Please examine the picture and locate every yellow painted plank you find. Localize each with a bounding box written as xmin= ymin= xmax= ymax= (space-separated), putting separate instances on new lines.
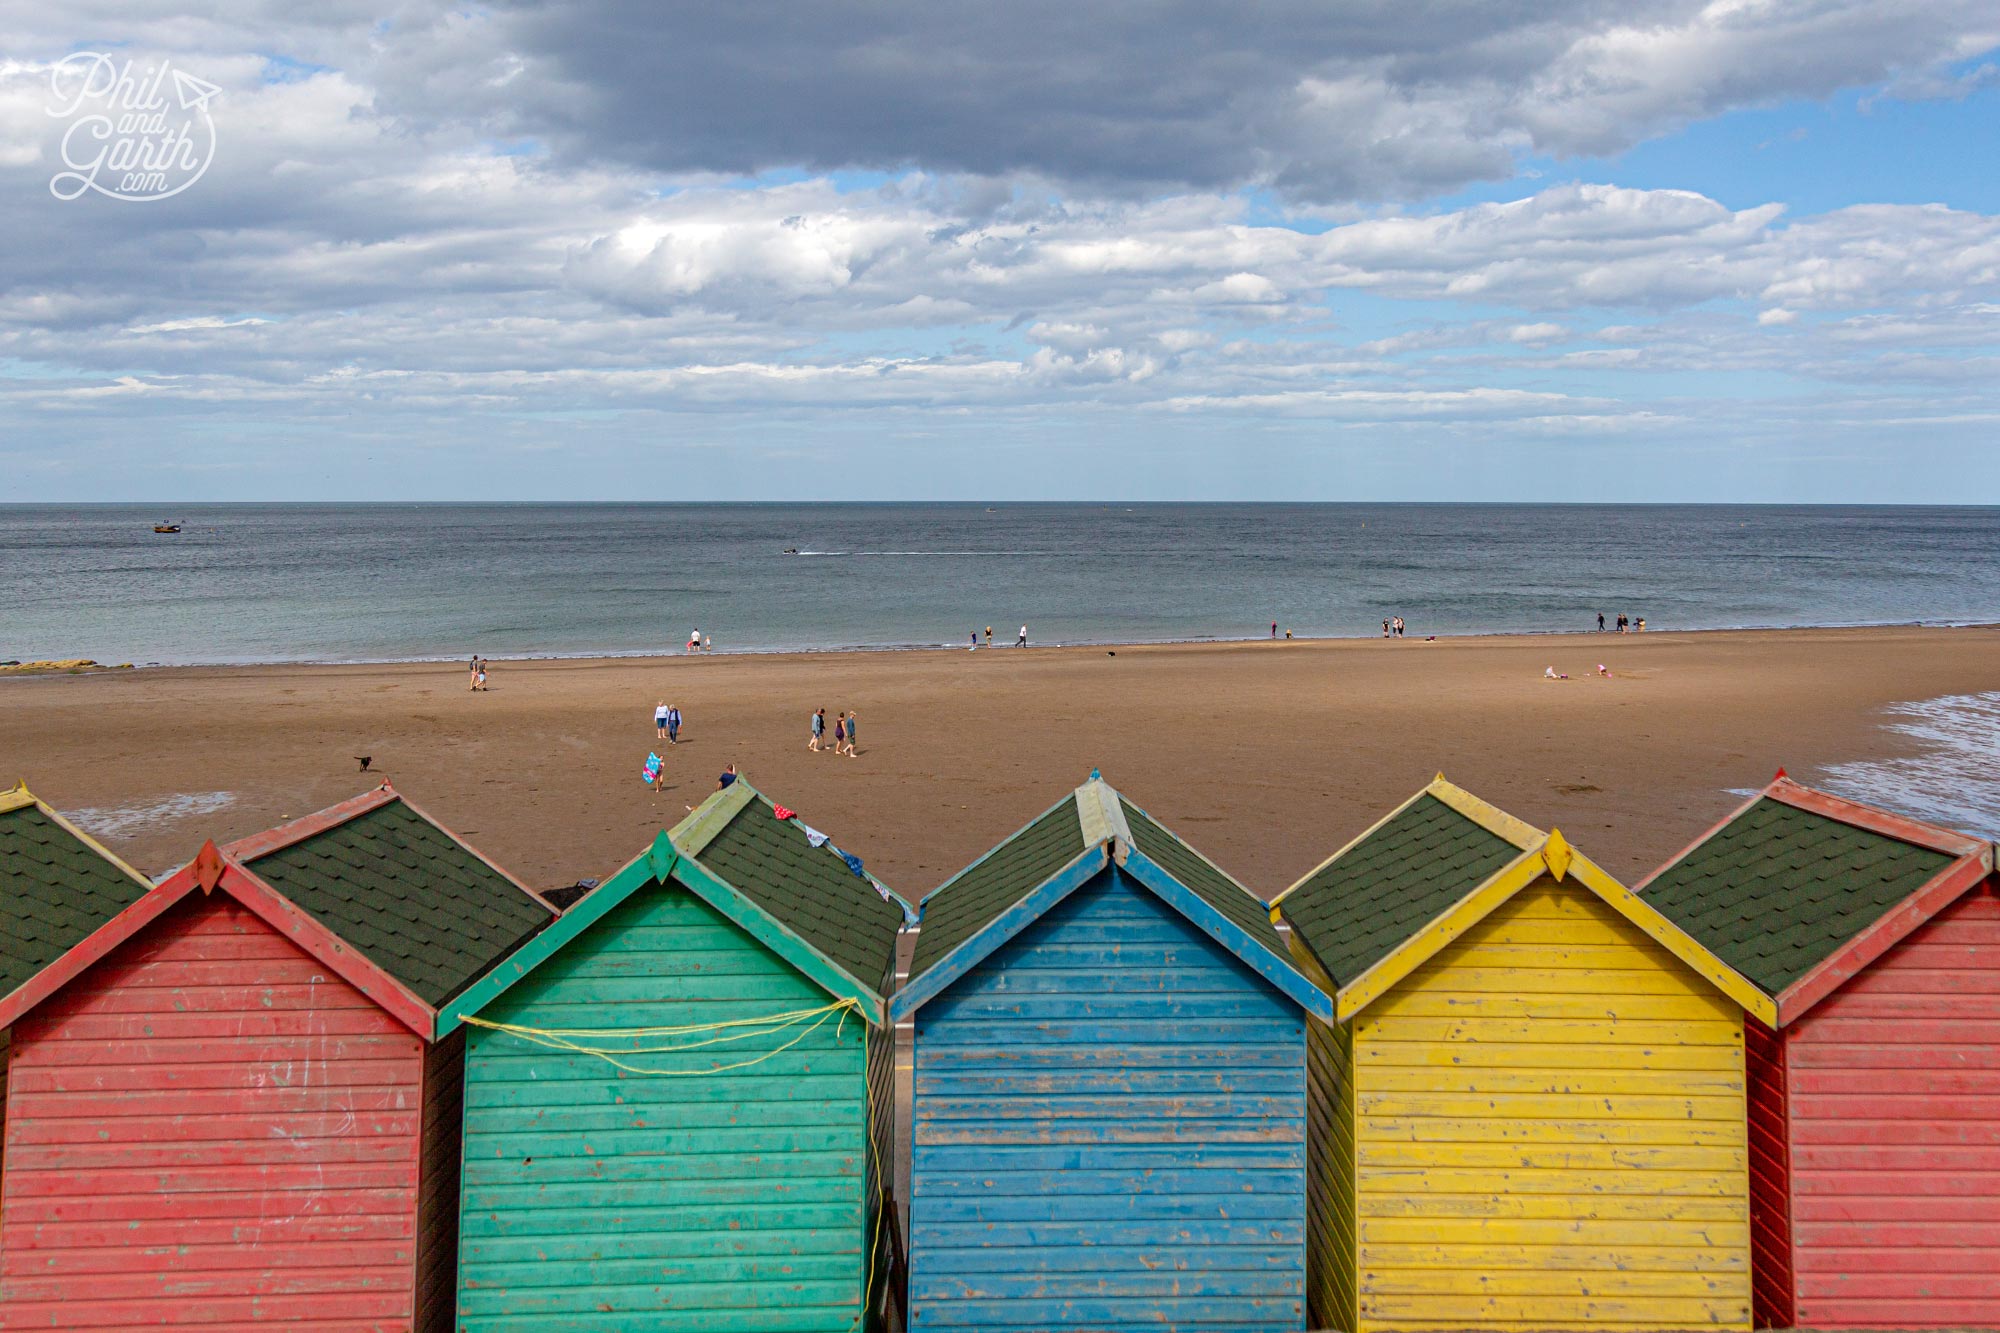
xmin=1363 ymin=1243 xmax=1746 ymax=1273
xmin=1357 ymin=1142 xmax=1746 ymax=1173
xmin=1357 ymin=1039 xmax=1742 ymax=1071
xmin=1357 ymin=1293 xmax=1749 ymax=1324
xmin=1356 ymin=1166 xmax=1746 ymax=1198
xmin=1360 ymin=1066 xmax=1742 ymax=1095
xmin=1358 ymin=1193 xmax=1748 ymax=1222
xmin=1364 ymin=991 xmax=1734 ymax=1021
xmin=1358 ymin=1016 xmax=1740 ymax=1046
xmin=1358 ymin=1090 xmax=1746 ymax=1121
xmin=1425 ymin=942 xmax=1701 ymax=970
xmin=1360 ymin=1215 xmax=1749 ymax=1243
xmin=1360 ymin=1116 xmax=1745 ymax=1147
xmin=1385 ymin=966 xmax=1715 ymax=996
xmin=1360 ymin=1269 xmax=1746 ymax=1297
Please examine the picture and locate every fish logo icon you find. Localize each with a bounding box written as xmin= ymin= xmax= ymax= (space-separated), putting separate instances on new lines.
xmin=48 ymin=53 xmax=219 ymax=203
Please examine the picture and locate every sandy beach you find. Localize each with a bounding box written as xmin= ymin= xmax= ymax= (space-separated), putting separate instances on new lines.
xmin=4 ymin=625 xmax=1998 ymax=895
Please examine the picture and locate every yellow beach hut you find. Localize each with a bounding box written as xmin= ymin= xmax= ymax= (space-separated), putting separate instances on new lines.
xmin=1270 ymin=777 xmax=1774 ymax=1333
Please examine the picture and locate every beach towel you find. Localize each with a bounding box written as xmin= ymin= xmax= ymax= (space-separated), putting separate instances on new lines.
xmin=839 ymin=850 xmax=866 ymax=879
xmin=641 ymin=752 xmax=663 ymax=784
xmin=773 ymin=805 xmax=796 ymax=820
xmin=799 ymin=823 xmax=830 ymax=848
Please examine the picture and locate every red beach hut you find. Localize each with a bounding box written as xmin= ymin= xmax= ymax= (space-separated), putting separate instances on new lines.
xmin=1640 ymin=775 xmax=1999 ymax=1330
xmin=0 ymin=784 xmax=554 ymax=1331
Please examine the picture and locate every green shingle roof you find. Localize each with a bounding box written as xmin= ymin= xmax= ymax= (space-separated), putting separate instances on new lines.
xmin=908 ymin=795 xmax=1090 ymax=980
xmin=0 ymin=801 xmax=152 ymax=1002
xmin=242 ymin=798 xmax=553 ymax=1009
xmin=1279 ymin=792 xmax=1532 ymax=988
xmin=1120 ymin=798 xmax=1286 ymax=957
xmin=690 ymin=790 xmax=908 ymax=997
xmin=1640 ymin=794 xmax=1962 ymax=997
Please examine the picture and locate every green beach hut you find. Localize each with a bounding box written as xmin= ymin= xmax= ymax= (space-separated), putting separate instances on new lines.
xmin=439 ymin=778 xmax=910 ymax=1332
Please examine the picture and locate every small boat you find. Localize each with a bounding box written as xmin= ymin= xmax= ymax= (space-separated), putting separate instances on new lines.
xmin=782 ymin=547 xmax=799 ymax=555
xmin=153 ymin=523 xmax=181 ymax=534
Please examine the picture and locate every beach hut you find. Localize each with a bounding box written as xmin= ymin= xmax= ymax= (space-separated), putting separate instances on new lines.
xmin=0 ymin=784 xmax=156 ymax=1200
xmin=438 ymin=777 xmax=910 ymax=1332
xmin=892 ymin=771 xmax=1334 ymax=1333
xmin=1271 ymin=776 xmax=1774 ymax=1333
xmin=0 ymin=783 xmax=554 ymax=1331
xmin=1638 ymin=774 xmax=1999 ymax=1330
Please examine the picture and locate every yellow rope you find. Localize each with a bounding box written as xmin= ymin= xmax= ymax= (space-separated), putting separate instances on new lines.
xmin=468 ymin=998 xmax=852 ymax=1040
xmin=461 ymin=999 xmax=861 ymax=1076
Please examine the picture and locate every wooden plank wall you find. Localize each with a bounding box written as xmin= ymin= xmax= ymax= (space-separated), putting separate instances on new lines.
xmin=0 ymin=892 xmax=425 ymax=1328
xmin=1305 ymin=1015 xmax=1358 ymax=1333
xmin=908 ymin=867 xmax=1307 ymax=1332
xmin=1783 ymin=888 xmax=2000 ymax=1329
xmin=1351 ymin=880 xmax=1751 ymax=1332
xmin=1744 ymin=1017 xmax=1794 ymax=1329
xmin=866 ymin=1019 xmax=897 ymax=1331
xmin=455 ymin=885 xmax=870 ymax=1331
xmin=415 ymin=1026 xmax=467 ymax=1333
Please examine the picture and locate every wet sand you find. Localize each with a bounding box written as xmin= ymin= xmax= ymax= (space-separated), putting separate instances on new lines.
xmin=4 ymin=625 xmax=1998 ymax=894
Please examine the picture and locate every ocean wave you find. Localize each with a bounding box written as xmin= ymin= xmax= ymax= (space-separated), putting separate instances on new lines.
xmin=69 ymin=790 xmax=237 ymax=840
xmin=1819 ymin=692 xmax=2000 ymax=838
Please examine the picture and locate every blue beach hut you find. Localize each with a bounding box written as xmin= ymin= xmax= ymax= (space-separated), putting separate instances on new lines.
xmin=891 ymin=772 xmax=1334 ymax=1332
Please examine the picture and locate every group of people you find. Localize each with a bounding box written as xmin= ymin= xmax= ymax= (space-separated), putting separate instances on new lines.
xmin=1381 ymin=617 xmax=1408 ymax=638
xmin=968 ymin=625 xmax=1029 ymax=649
xmin=686 ymin=628 xmax=713 ymax=653
xmin=1597 ymin=612 xmax=1647 ymax=632
xmin=653 ymin=701 xmax=683 ymax=743
xmin=467 ymin=656 xmax=489 ymax=690
xmin=808 ymin=707 xmax=859 ymax=757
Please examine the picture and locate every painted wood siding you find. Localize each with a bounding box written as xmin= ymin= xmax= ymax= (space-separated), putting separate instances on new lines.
xmin=1743 ymin=1018 xmax=1793 ymax=1330
xmin=455 ymin=885 xmax=870 ymax=1332
xmin=1351 ymin=880 xmax=1750 ymax=1332
xmin=909 ymin=867 xmax=1307 ymax=1332
xmin=1782 ymin=889 xmax=2000 ymax=1329
xmin=415 ymin=1029 xmax=468 ymax=1333
xmin=866 ymin=1021 xmax=896 ymax=1328
xmin=0 ymin=892 xmax=425 ymax=1329
xmin=1305 ymin=1015 xmax=1357 ymax=1333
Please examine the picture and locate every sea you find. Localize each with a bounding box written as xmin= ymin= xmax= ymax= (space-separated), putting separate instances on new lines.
xmin=6 ymin=501 xmax=2000 ymax=834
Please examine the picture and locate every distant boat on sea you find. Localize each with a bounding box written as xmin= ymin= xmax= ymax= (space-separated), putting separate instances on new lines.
xmin=152 ymin=523 xmax=181 ymax=534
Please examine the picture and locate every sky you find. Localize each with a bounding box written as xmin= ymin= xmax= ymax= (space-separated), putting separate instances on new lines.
xmin=3 ymin=2 xmax=1999 ymax=502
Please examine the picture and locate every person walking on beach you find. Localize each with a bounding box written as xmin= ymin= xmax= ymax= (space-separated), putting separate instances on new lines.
xmin=1393 ymin=616 xmax=1405 ymax=638
xmin=841 ymin=710 xmax=858 ymax=758
xmin=809 ymin=707 xmax=825 ymax=751
xmin=1017 ymin=625 xmax=1028 ymax=647
xmin=985 ymin=626 xmax=993 ymax=647
xmin=654 ymin=700 xmax=669 ymax=740
xmin=1383 ymin=620 xmax=1391 ymax=638
xmin=469 ymin=655 xmax=481 ymax=691
xmin=1617 ymin=613 xmax=1629 ymax=633
xmin=666 ymin=704 xmax=682 ymax=744
xmin=688 ymin=628 xmax=700 ymax=653
xmin=833 ymin=712 xmax=847 ymax=752
xmin=1597 ymin=612 xmax=1606 ymax=632
xmin=1271 ymin=621 xmax=1278 ymax=639
xmin=474 ymin=659 xmax=489 ymax=691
